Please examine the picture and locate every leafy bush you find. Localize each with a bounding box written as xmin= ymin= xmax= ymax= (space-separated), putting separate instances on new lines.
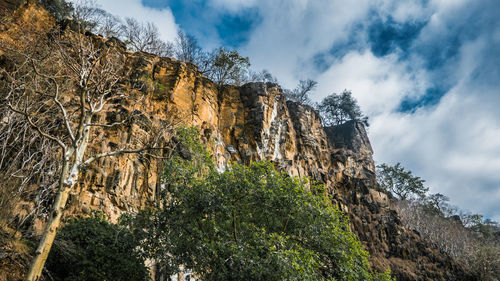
xmin=125 ymin=127 xmax=393 ymax=281
xmin=45 ymin=212 xmax=148 ymax=281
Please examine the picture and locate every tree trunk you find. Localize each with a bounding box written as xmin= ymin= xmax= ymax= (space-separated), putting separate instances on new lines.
xmin=25 ymin=121 xmax=91 ymax=281
xmin=25 ymin=160 xmax=72 ymax=281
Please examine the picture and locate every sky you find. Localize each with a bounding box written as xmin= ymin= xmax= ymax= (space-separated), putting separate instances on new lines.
xmin=93 ymin=0 xmax=500 ymax=222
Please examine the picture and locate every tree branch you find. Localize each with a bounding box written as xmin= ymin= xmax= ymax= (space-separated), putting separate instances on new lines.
xmin=7 ymin=103 xmax=66 ymax=150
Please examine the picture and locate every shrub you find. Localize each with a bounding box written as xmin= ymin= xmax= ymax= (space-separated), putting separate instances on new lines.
xmin=125 ymin=127 xmax=393 ymax=281
xmin=45 ymin=212 xmax=148 ymax=281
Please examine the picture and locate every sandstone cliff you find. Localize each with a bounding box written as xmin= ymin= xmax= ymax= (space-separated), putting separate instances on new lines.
xmin=1 ymin=3 xmax=477 ymax=280
xmin=63 ymin=54 xmax=474 ymax=280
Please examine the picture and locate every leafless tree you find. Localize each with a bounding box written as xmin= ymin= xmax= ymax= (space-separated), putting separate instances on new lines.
xmin=395 ymin=200 xmax=500 ymax=280
xmin=1 ymin=18 xmax=175 ymax=280
xmin=174 ymin=30 xmax=202 ymax=65
xmin=248 ymin=69 xmax=278 ymax=84
xmin=120 ymin=17 xmax=174 ymax=57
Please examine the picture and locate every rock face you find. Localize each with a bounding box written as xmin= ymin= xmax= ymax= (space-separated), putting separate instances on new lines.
xmin=2 ymin=4 xmax=476 ymax=280
xmin=57 ymin=53 xmax=474 ymax=280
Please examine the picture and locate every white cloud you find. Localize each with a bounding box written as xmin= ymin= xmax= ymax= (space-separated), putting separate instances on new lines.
xmin=91 ymin=0 xmax=178 ymax=42
xmin=313 ymin=51 xmax=428 ymax=116
xmin=239 ymin=0 xmax=373 ymax=88
xmin=369 ymin=32 xmax=500 ymax=221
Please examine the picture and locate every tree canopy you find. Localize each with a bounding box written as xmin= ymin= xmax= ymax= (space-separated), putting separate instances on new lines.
xmin=124 ymin=128 xmax=393 ymax=281
xmin=284 ymin=79 xmax=318 ymax=105
xmin=318 ymin=90 xmax=369 ymax=127
xmin=377 ymin=163 xmax=428 ymax=200
xmin=206 ymin=48 xmax=250 ymax=86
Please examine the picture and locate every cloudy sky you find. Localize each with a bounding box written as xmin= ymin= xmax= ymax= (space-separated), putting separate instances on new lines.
xmin=94 ymin=0 xmax=500 ymax=222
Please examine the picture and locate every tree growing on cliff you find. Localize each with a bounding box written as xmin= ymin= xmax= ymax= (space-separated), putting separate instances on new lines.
xmin=0 ymin=15 xmax=173 ymax=280
xmin=284 ymin=79 xmax=318 ymax=105
xmin=205 ymin=48 xmax=250 ymax=86
xmin=120 ymin=17 xmax=174 ymax=57
xmin=39 ymin=0 xmax=73 ymax=20
xmin=174 ymin=30 xmax=203 ymax=65
xmin=318 ymin=90 xmax=369 ymax=126
xmin=376 ymin=163 xmax=428 ymax=200
xmin=248 ymin=69 xmax=278 ymax=84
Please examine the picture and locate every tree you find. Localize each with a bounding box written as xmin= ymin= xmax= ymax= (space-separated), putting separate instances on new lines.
xmin=45 ymin=212 xmax=148 ymax=281
xmin=318 ymin=90 xmax=368 ymax=126
xmin=174 ymin=30 xmax=203 ymax=65
xmin=125 ymin=128 xmax=394 ymax=281
xmin=248 ymin=69 xmax=278 ymax=84
xmin=120 ymin=17 xmax=174 ymax=57
xmin=376 ymin=163 xmax=428 ymax=200
xmin=423 ymin=193 xmax=450 ymax=216
xmin=284 ymin=79 xmax=317 ymax=105
xmin=1 ymin=15 xmax=172 ymax=280
xmin=39 ymin=0 xmax=73 ymax=21
xmin=71 ymin=0 xmax=122 ymax=38
xmin=205 ymin=48 xmax=250 ymax=86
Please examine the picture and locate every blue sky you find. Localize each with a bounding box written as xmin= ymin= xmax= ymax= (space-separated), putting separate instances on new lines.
xmin=97 ymin=0 xmax=500 ymax=222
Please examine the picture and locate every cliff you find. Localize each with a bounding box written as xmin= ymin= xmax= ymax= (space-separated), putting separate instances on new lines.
xmin=1 ymin=3 xmax=476 ymax=280
xmin=62 ymin=55 xmax=473 ymax=280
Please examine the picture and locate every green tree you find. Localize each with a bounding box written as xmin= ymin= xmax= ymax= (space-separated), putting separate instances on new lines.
xmin=39 ymin=0 xmax=74 ymax=21
xmin=45 ymin=212 xmax=148 ymax=281
xmin=206 ymin=48 xmax=250 ymax=86
xmin=126 ymin=128 xmax=393 ymax=281
xmin=423 ymin=193 xmax=450 ymax=216
xmin=377 ymin=163 xmax=428 ymax=200
xmin=318 ymin=90 xmax=368 ymax=126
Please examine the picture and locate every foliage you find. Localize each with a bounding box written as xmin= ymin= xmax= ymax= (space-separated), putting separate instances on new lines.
xmin=124 ymin=128 xmax=393 ymax=281
xmin=206 ymin=48 xmax=251 ymax=86
xmin=39 ymin=0 xmax=73 ymax=21
xmin=45 ymin=212 xmax=148 ymax=281
xmin=318 ymin=90 xmax=369 ymax=127
xmin=284 ymin=79 xmax=318 ymax=105
xmin=376 ymin=162 xmax=428 ymax=200
xmin=422 ymin=193 xmax=451 ymax=216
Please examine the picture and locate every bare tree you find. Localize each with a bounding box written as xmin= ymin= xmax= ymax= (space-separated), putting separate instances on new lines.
xmin=174 ymin=30 xmax=202 ymax=64
xmin=120 ymin=17 xmax=174 ymax=57
xmin=71 ymin=0 xmax=123 ymax=38
xmin=1 ymin=19 xmax=174 ymax=280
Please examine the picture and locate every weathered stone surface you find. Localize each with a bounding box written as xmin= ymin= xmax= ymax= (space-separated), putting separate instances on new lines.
xmin=63 ymin=54 xmax=474 ymax=279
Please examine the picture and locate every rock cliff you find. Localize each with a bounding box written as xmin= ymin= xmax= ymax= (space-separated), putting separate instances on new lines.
xmin=65 ymin=54 xmax=474 ymax=280
xmin=1 ymin=3 xmax=477 ymax=280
